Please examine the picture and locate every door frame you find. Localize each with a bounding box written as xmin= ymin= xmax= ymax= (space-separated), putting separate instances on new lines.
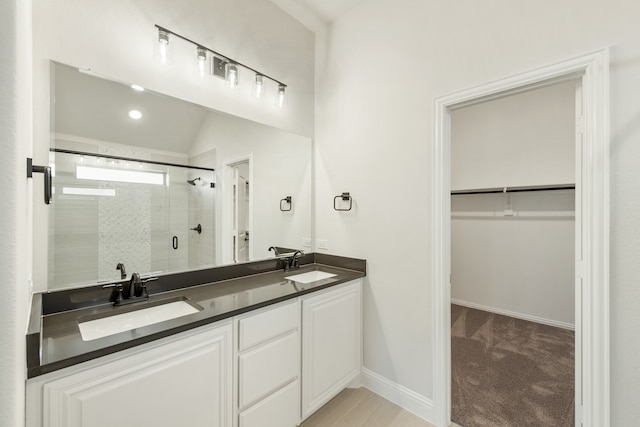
xmin=221 ymin=153 xmax=253 ymax=264
xmin=431 ymin=49 xmax=610 ymax=427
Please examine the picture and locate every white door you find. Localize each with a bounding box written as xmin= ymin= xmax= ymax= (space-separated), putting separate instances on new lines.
xmin=301 ymin=281 xmax=362 ymax=420
xmin=222 ymin=155 xmax=252 ymax=265
xmin=233 ymin=167 xmax=249 ymax=263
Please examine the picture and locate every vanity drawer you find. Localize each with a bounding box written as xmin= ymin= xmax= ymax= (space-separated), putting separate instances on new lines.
xmin=237 ymin=300 xmax=299 ymax=351
xmin=238 ymin=330 xmax=299 ymax=409
xmin=239 ymin=379 xmax=300 ymax=427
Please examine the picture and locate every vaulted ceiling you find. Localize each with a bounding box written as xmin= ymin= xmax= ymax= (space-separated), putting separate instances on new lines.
xmin=293 ymin=0 xmax=363 ymax=22
xmin=270 ymin=0 xmax=364 ymax=28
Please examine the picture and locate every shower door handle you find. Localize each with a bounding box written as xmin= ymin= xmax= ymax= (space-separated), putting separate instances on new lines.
xmin=172 ymin=236 xmax=178 ymax=250
xmin=27 ymin=158 xmax=53 ymax=204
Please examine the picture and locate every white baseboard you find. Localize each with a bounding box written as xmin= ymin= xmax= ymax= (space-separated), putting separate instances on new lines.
xmin=360 ymin=368 xmax=433 ymax=423
xmin=451 ymin=299 xmax=575 ymax=330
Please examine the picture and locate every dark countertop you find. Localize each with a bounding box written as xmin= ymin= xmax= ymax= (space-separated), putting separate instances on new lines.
xmin=28 ymin=255 xmax=365 ymax=378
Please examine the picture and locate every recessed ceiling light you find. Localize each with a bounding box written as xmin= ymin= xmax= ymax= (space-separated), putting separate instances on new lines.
xmin=131 ymin=84 xmax=145 ymax=92
xmin=128 ymin=109 xmax=142 ymax=120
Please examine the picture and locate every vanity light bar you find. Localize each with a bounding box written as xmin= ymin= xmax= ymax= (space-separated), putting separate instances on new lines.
xmin=254 ymin=74 xmax=264 ymax=98
xmin=155 ymin=25 xmax=287 ymax=103
xmin=157 ymin=28 xmax=170 ymax=64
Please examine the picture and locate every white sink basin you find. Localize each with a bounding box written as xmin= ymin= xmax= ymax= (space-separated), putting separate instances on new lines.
xmin=78 ymin=299 xmax=202 ymax=341
xmin=285 ymin=270 xmax=337 ymax=284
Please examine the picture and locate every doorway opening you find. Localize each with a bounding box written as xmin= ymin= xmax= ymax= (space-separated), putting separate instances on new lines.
xmin=449 ymin=79 xmax=579 ymax=426
xmin=222 ymin=154 xmax=253 ymax=264
xmin=432 ymin=50 xmax=610 ymax=427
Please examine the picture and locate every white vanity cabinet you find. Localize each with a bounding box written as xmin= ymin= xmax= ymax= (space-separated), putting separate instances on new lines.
xmin=233 ymin=279 xmax=362 ymax=425
xmin=234 ymin=300 xmax=301 ymax=427
xmin=27 ymin=278 xmax=363 ymax=427
xmin=301 ymin=279 xmax=362 ymax=420
xmin=26 ymin=321 xmax=233 ymax=427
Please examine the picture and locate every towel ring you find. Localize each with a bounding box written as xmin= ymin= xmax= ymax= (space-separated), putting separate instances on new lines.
xmin=280 ymin=196 xmax=292 ymax=211
xmin=333 ymin=192 xmax=352 ymax=211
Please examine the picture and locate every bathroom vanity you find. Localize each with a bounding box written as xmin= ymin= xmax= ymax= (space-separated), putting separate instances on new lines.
xmin=26 ymin=254 xmax=365 ymax=427
xmin=26 ymin=60 xmax=357 ymax=427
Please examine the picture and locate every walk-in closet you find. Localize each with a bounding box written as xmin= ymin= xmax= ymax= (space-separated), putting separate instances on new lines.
xmin=450 ymin=80 xmax=579 ymax=427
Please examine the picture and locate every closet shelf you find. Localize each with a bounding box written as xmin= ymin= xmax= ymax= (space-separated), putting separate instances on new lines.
xmin=451 ymin=211 xmax=575 ymax=218
xmin=451 ymin=183 xmax=575 ymax=195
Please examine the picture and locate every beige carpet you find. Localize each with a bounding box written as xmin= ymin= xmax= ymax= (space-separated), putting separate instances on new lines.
xmin=451 ymin=304 xmax=574 ymax=427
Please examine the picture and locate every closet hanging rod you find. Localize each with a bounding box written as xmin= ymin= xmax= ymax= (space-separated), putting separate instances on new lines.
xmin=451 ymin=184 xmax=575 ymax=195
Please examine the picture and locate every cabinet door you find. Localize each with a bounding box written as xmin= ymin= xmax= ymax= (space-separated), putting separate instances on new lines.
xmin=40 ymin=323 xmax=232 ymax=427
xmin=301 ymin=280 xmax=362 ymax=419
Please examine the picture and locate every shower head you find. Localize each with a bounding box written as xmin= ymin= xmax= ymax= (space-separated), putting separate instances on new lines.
xmin=187 ymin=177 xmax=202 ymax=186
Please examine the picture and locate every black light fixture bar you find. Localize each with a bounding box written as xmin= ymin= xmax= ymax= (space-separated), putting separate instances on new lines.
xmin=52 ymin=148 xmax=215 ymax=172
xmin=155 ymin=24 xmax=287 ymax=88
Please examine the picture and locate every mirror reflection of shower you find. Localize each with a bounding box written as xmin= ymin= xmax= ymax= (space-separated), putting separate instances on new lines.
xmin=188 ymin=176 xmax=210 ymax=187
xmin=47 ymin=149 xmax=216 ymax=288
xmin=187 ymin=176 xmax=214 ymax=188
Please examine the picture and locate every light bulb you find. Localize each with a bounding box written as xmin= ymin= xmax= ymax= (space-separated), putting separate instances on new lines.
xmin=195 ymin=46 xmax=207 ymax=78
xmin=157 ymin=28 xmax=170 ymax=64
xmin=254 ymin=74 xmax=264 ymax=98
xmin=128 ymin=110 xmax=142 ymax=120
xmin=226 ymin=63 xmax=238 ymax=88
xmin=278 ymin=84 xmax=286 ymax=107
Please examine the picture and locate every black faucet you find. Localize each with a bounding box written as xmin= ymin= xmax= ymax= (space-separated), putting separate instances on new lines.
xmin=116 ymin=262 xmax=126 ymax=280
xmin=270 ymin=246 xmax=303 ymax=271
xmin=287 ymin=250 xmax=304 ymax=271
xmin=103 ymin=273 xmax=158 ymax=306
xmin=123 ymin=272 xmax=141 ymax=299
xmin=268 ymin=246 xmax=281 ymax=257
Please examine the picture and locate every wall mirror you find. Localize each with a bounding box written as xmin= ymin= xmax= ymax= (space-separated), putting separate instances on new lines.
xmin=48 ymin=61 xmax=311 ymax=291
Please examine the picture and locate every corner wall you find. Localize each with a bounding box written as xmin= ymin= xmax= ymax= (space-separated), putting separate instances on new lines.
xmin=314 ymin=0 xmax=640 ymax=423
xmin=609 ymin=43 xmax=640 ymax=425
xmin=0 ymin=0 xmax=32 ymax=426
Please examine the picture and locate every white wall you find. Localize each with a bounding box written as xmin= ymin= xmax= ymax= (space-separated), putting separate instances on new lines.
xmin=609 ymin=43 xmax=640 ymax=425
xmin=314 ymin=0 xmax=640 ymax=423
xmin=32 ymin=0 xmax=315 ymax=292
xmin=451 ymin=81 xmax=576 ymax=191
xmin=451 ymin=192 xmax=575 ymax=328
xmin=0 ymin=1 xmax=32 ymax=426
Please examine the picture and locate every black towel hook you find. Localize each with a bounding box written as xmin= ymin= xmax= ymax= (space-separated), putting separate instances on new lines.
xmin=27 ymin=158 xmax=52 ymax=205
